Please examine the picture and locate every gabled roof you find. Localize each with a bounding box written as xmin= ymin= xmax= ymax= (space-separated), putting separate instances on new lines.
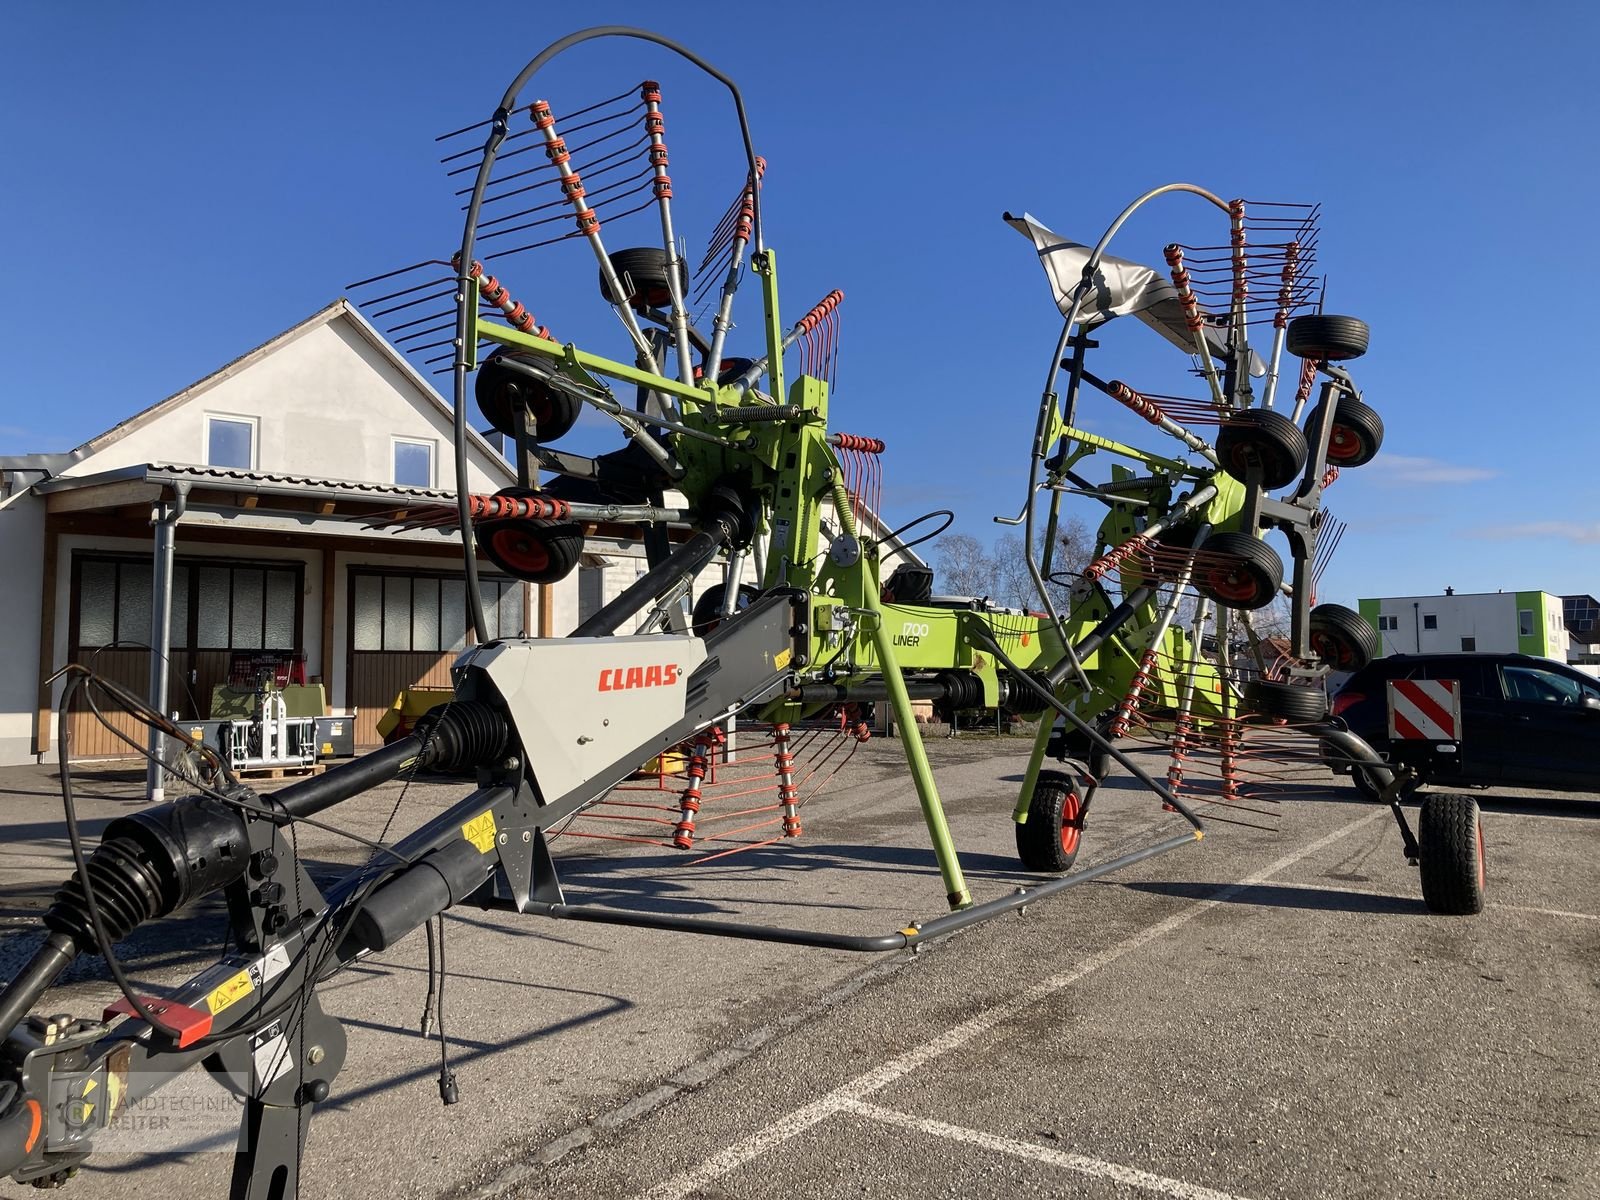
xmin=67 ymin=299 xmax=511 ymax=480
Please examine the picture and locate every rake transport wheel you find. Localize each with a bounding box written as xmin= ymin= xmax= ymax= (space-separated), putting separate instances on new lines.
xmin=1016 ymin=765 xmax=1091 ymax=873
xmin=600 ymin=247 xmax=688 ymax=310
xmin=691 ymin=582 xmax=760 ymax=635
xmin=1309 ymin=603 xmax=1379 ymax=672
xmin=1286 ymin=314 xmax=1370 ymax=361
xmin=1242 ymin=679 xmax=1329 ymax=723
xmin=1194 ymin=532 xmax=1284 ymax=610
xmin=477 ymin=489 xmax=584 ymax=584
xmin=1215 ymin=409 xmax=1309 ymax=489
xmin=1319 ymin=395 xmax=1385 ymax=468
xmin=1418 ymin=792 xmax=1487 ymax=915
xmin=475 ymin=349 xmax=583 ymax=442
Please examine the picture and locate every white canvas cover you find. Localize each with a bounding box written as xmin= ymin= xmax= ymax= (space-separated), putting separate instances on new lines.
xmin=1006 ymin=212 xmax=1264 ymax=376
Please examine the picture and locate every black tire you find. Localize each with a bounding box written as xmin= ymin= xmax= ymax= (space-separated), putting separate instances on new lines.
xmin=1418 ymin=793 xmax=1486 ymax=915
xmin=1215 ymin=408 xmax=1309 ymax=489
xmin=478 ymin=490 xmax=583 ymax=584
xmin=1286 ymin=314 xmax=1369 ymax=362
xmin=1308 ymin=603 xmax=1378 ymax=672
xmin=600 ymin=247 xmax=688 ymax=310
xmin=1194 ymin=532 xmax=1283 ymax=610
xmin=690 ymin=582 xmax=760 ymax=635
xmin=475 ymin=350 xmax=583 ymax=442
xmin=1242 ymin=679 xmax=1329 ymax=723
xmin=1320 ymin=395 xmax=1384 ymax=468
xmin=1015 ymin=765 xmax=1090 ymax=873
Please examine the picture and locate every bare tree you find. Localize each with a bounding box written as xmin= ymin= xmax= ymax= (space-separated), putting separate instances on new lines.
xmin=932 ymin=533 xmax=993 ymax=597
xmin=990 ymin=533 xmax=1034 ymax=610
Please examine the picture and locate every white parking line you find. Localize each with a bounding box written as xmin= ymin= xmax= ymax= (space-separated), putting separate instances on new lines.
xmin=847 ymin=1100 xmax=1260 ymax=1200
xmin=1268 ymin=880 xmax=1600 ymax=922
xmin=636 ymin=810 xmax=1386 ymax=1200
xmin=1501 ymin=904 xmax=1600 ymax=921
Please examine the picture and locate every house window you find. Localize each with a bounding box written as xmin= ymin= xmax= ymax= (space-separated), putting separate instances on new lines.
xmin=206 ymin=415 xmax=257 ymax=470
xmin=74 ymin=556 xmax=299 ymax=652
xmin=393 ymin=438 xmax=435 ymax=488
xmin=1377 ymin=615 xmax=1398 ymax=632
xmin=1461 ymin=637 xmax=1476 ymax=651
xmin=1422 ymin=614 xmax=1437 ymax=631
xmin=351 ymin=571 xmax=522 ymax=652
xmin=1518 ymin=609 xmax=1533 ymax=637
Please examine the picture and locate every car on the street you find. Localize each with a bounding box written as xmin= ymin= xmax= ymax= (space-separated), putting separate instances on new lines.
xmin=1326 ymin=652 xmax=1600 ymax=798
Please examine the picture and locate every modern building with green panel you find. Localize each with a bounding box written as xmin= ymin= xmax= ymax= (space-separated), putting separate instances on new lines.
xmin=1357 ymin=589 xmax=1571 ymax=660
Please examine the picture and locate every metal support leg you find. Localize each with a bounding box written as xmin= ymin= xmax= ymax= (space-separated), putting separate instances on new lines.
xmin=825 ymin=477 xmax=968 ymax=907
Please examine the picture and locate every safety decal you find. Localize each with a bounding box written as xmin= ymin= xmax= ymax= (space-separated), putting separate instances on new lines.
xmin=207 ymin=969 xmax=255 ymax=1016
xmin=1387 ymin=679 xmax=1461 ymax=741
xmin=462 ymin=810 xmax=498 ymax=854
xmin=773 ymin=647 xmax=792 ymax=671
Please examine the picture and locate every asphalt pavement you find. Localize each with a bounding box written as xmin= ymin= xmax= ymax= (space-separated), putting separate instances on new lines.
xmin=1 ymin=730 xmax=1595 ymax=1200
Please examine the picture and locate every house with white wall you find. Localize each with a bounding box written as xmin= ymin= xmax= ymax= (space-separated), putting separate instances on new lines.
xmin=0 ymin=300 xmax=925 ymax=765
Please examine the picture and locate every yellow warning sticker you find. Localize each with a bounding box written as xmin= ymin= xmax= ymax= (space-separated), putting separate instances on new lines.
xmin=773 ymin=647 xmax=792 ymax=671
xmin=207 ymin=969 xmax=255 ymax=1016
xmin=462 ymin=810 xmax=497 ymax=854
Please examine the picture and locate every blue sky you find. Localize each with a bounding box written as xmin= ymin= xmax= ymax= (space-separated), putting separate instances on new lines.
xmin=2 ymin=1 xmax=1596 ymax=604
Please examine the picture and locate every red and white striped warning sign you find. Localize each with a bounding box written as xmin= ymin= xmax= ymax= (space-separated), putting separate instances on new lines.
xmin=1386 ymin=679 xmax=1462 ymax=741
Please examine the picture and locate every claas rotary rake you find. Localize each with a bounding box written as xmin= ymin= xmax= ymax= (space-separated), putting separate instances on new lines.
xmin=0 ymin=25 xmax=1487 ymax=1200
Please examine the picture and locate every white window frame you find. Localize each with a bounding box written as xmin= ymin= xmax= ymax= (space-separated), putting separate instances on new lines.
xmin=392 ymin=436 xmax=436 ymax=488
xmin=204 ymin=412 xmax=258 ymax=471
xmin=1518 ymin=609 xmax=1534 ymax=638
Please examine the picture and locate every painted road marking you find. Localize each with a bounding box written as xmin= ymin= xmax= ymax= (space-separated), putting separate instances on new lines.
xmin=635 ymin=810 xmax=1387 ymax=1200
xmin=848 ymin=1100 xmax=1261 ymax=1200
xmin=1270 ymin=880 xmax=1600 ymax=922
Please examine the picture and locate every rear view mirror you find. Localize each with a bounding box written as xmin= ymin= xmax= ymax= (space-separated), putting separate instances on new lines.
xmin=1584 ymin=696 xmax=1600 ymax=713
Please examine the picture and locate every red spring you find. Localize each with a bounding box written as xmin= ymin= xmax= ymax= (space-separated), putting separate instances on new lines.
xmin=530 ymin=100 xmax=555 ymax=130
xmin=1108 ymin=654 xmax=1157 ymax=738
xmin=645 ymin=112 xmax=665 ymax=136
xmin=450 ymin=263 xmax=551 ymax=340
xmin=1321 ymin=465 xmax=1340 ymax=490
xmin=649 ymin=144 xmax=669 ymax=166
xmin=1295 ymin=358 xmax=1317 ymax=407
xmin=1273 ymin=242 xmax=1300 ymax=328
xmin=469 ymin=493 xmax=570 ymax=522
xmin=545 ymin=137 xmax=569 ymax=166
xmin=1108 ymin=380 xmax=1167 ymax=426
xmin=562 ymin=173 xmax=587 ymax=201
xmin=796 ymin=289 xmax=844 ymax=333
xmin=641 ymin=81 xmax=662 ymax=103
xmin=1085 ymin=534 xmax=1149 ymax=582
xmin=831 ymin=433 xmax=885 ymax=454
xmin=575 ymin=208 xmax=600 ymax=235
xmin=652 ymin=176 xmax=673 ymax=199
xmin=1164 ymin=246 xmax=1205 ymax=334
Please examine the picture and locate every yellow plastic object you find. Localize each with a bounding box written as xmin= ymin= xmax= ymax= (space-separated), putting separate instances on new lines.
xmin=635 ymin=749 xmax=688 ymax=777
xmin=375 ymin=688 xmax=455 ymax=743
